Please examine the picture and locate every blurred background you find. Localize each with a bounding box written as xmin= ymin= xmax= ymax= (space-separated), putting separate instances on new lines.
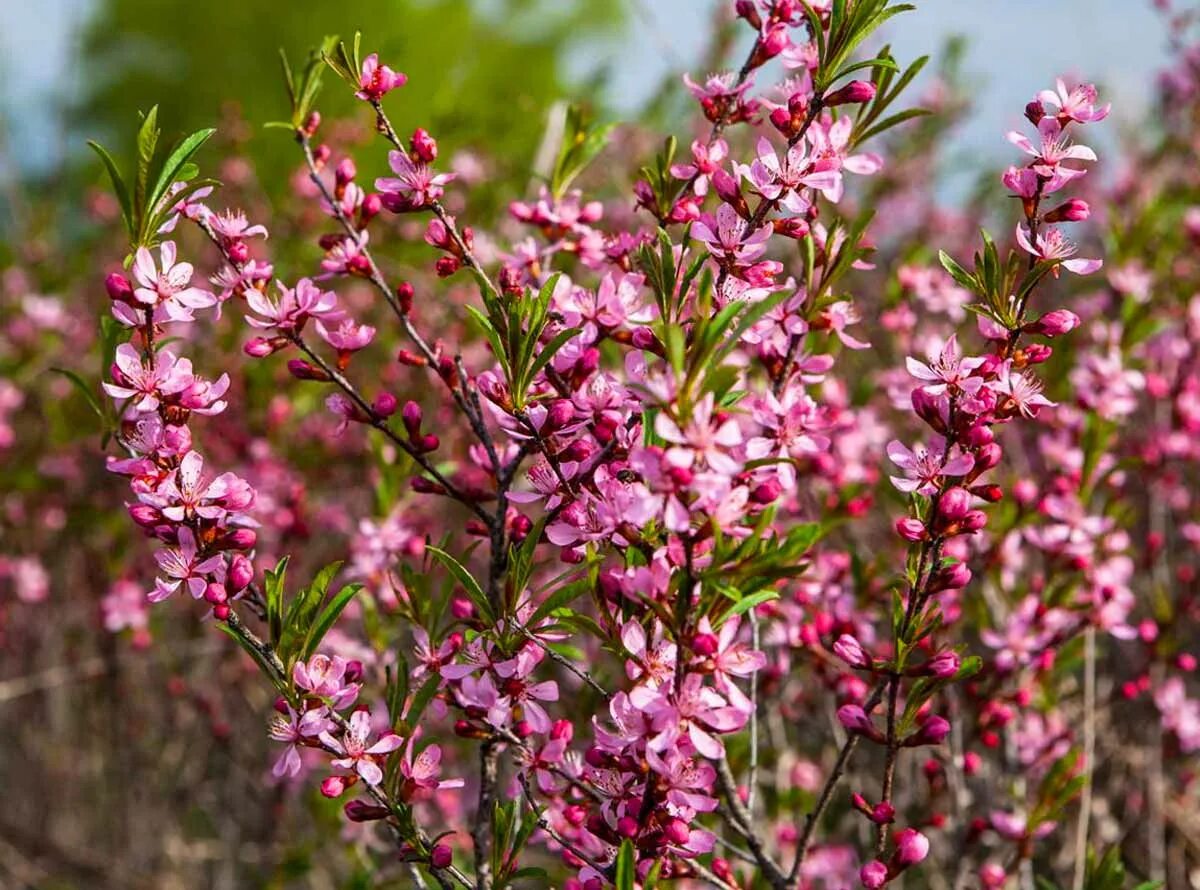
xmin=0 ymin=0 xmax=1176 ymax=887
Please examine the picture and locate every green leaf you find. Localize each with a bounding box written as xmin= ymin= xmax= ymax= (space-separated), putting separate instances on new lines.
xmin=87 ymin=141 xmax=133 ymax=238
xmin=147 ymin=127 xmax=216 ymax=229
xmin=427 ymin=546 xmax=493 ymax=623
xmin=405 ymin=674 xmax=441 ymax=728
xmin=134 ymin=106 xmax=160 ymax=233
xmin=613 ymin=840 xmax=636 ymax=890
xmin=301 ymin=583 xmax=363 ymax=659
xmin=50 ymin=368 xmax=105 ymax=421
xmin=264 ymin=556 xmax=289 ymax=647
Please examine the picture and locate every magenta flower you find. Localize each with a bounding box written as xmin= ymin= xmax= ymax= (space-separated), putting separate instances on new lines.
xmin=1036 ymin=78 xmax=1110 ymax=124
xmin=319 ymin=710 xmax=404 ymax=786
xmin=669 ymin=139 xmax=730 ymax=196
xmin=905 ymin=335 xmax=986 ymax=396
xmin=130 ymin=241 xmax=216 ymax=321
xmin=992 ymin=361 xmax=1055 ymax=418
xmin=887 ymin=436 xmax=975 ymax=495
xmin=691 ymin=203 xmax=772 ymax=267
xmin=150 ymin=527 xmax=225 ymax=602
xmin=376 ymin=150 xmax=456 ymax=211
xmin=208 ymin=208 xmax=268 ymax=241
xmin=740 ymin=136 xmax=841 ymax=210
xmin=399 ymin=738 xmax=465 ymax=800
xmin=1007 ymin=118 xmax=1095 ymax=180
xmin=155 ymin=450 xmax=253 ymax=522
xmin=653 ymin=393 xmax=743 ymax=476
xmin=316 ymin=317 xmax=376 ymax=352
xmin=103 ymin=343 xmax=192 ymax=413
xmin=245 ymin=278 xmax=341 ymax=331
xmin=294 ymin=654 xmax=361 ymax=709
xmin=269 ymin=705 xmax=334 ymax=778
xmin=1015 ymin=223 xmax=1102 ymax=275
xmin=355 ymin=53 xmax=407 ymax=101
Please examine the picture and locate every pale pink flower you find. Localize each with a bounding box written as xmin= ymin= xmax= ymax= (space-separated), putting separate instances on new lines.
xmin=376 ymin=151 xmax=456 ymax=211
xmin=130 ymin=241 xmax=216 ymax=321
xmin=887 ymin=437 xmax=975 ymax=495
xmin=316 ymin=317 xmax=376 ymax=352
xmin=150 ymin=527 xmax=225 ymax=601
xmin=320 ymin=709 xmax=404 ymax=786
xmin=356 ymin=53 xmax=407 ymax=101
xmin=1015 ymin=224 xmax=1102 ymax=275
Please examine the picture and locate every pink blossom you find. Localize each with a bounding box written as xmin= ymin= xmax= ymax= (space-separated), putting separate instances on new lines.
xmin=376 ymin=150 xmax=456 ymax=211
xmin=355 ymin=53 xmax=407 ymax=101
xmin=130 ymin=241 xmax=216 ymax=321
xmin=887 ymin=437 xmax=975 ymax=495
xmin=1015 ymin=223 xmax=1102 ymax=275
xmin=320 ymin=710 xmax=404 ymax=786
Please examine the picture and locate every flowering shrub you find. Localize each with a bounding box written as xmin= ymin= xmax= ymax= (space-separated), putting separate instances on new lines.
xmin=38 ymin=1 xmax=1199 ymax=887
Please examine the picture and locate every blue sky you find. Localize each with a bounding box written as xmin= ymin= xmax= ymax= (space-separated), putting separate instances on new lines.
xmin=0 ymin=0 xmax=1171 ymax=175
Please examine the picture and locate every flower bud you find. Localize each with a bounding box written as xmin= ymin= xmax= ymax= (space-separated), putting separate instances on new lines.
xmin=664 ymin=818 xmax=691 ymax=845
xmin=335 ymin=157 xmax=357 ymax=186
xmin=894 ymin=517 xmax=927 ymax=542
xmin=930 ymin=561 xmax=971 ymax=592
xmin=430 ymin=844 xmax=453 ymax=869
xmin=204 ymin=582 xmax=228 ymax=605
xmin=226 ymin=528 xmax=258 ymax=551
xmin=1044 ymin=198 xmax=1089 ymax=223
xmin=894 ymin=828 xmax=930 ymax=867
xmin=344 ymin=800 xmax=391 ymax=822
xmin=228 ymin=553 xmax=254 ymax=591
xmin=974 ymin=442 xmax=1002 ymax=471
xmin=692 ymin=632 xmax=719 ymax=657
xmin=925 ymin=651 xmax=961 ymax=678
xmin=616 ymin=816 xmax=640 ymax=838
xmin=937 ymin=487 xmax=972 ymax=522
xmin=837 ymin=704 xmax=878 ymax=738
xmin=373 ymin=392 xmax=398 ymax=417
xmin=1026 ymin=309 xmax=1080 ymax=338
xmin=759 ymin=23 xmax=790 ymax=59
xmin=321 ymin=776 xmax=348 ymax=798
xmin=411 ymin=128 xmax=438 ymax=163
xmin=825 ymin=80 xmax=877 ymax=106
xmin=227 ymin=240 xmax=250 ymax=264
xmin=860 ymin=860 xmax=888 ymax=889
xmin=833 ymin=634 xmax=873 ymax=670
xmin=287 ymin=359 xmax=332 ymax=381
xmin=751 ymin=478 xmax=783 ymax=504
xmin=105 ymin=272 xmax=134 ymax=303
xmin=213 ymin=604 xmax=230 ymax=621
xmin=244 ymin=337 xmax=277 ymax=358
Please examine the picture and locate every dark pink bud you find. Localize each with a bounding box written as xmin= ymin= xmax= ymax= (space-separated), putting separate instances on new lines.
xmin=631 ymin=327 xmax=659 ymax=350
xmin=430 ymin=844 xmax=453 ymax=869
xmin=664 ymin=818 xmax=691 ymax=845
xmin=226 ymin=528 xmax=257 ymax=551
xmin=937 ymin=487 xmax=972 ymax=522
xmin=833 ymin=634 xmax=872 ymax=670
xmin=960 ymin=510 xmax=988 ymax=532
xmin=616 ymin=816 xmax=639 ymax=838
xmin=213 ymin=604 xmax=230 ymax=621
xmin=128 ymin=503 xmax=162 ymax=527
xmin=692 ymin=633 xmax=719 ymax=657
xmin=894 ymin=828 xmax=930 ymax=867
xmin=227 ymin=240 xmax=250 ymax=264
xmin=105 ymin=272 xmax=134 ymax=303
xmin=837 ymin=704 xmax=877 ymax=737
xmin=871 ymin=802 xmax=896 ymax=824
xmin=825 ymin=80 xmax=877 ymax=106
xmin=545 ymin=399 xmax=576 ymax=431
xmin=335 ymin=157 xmax=357 ymax=186
xmin=925 ymin=651 xmax=961 ymax=678
xmin=244 ymin=337 xmax=276 ymax=358
xmin=1044 ymin=198 xmax=1090 ymax=223
xmin=287 ymin=359 xmax=331 ymax=381
xmin=402 ymin=400 xmax=423 ymax=435
xmin=860 ymin=860 xmax=888 ymax=889
xmin=1025 ymin=100 xmax=1046 ymax=125
xmin=361 ymin=192 xmax=382 ymax=221
xmin=373 ymin=392 xmax=398 ymax=417
xmin=344 ymin=800 xmax=390 ymax=822
xmin=930 ymin=561 xmax=971 ymax=592
xmin=204 ymin=582 xmax=228 ymax=605
xmin=895 ymin=517 xmax=927 ymax=541
xmin=735 ymin=0 xmax=762 ymax=28
xmin=974 ymin=443 xmax=1002 ymax=471
xmin=320 ymin=776 xmax=348 ymax=798
xmin=759 ymin=23 xmax=789 ymax=58
xmin=411 ymin=128 xmax=438 ymax=163
xmin=964 ymin=424 xmax=993 ymax=448
xmin=1026 ymin=309 xmax=1080 ymax=338
xmin=911 ymin=388 xmax=946 ymax=432
xmin=228 ymin=554 xmax=254 ymax=591
xmin=750 ymin=478 xmax=783 ymax=504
